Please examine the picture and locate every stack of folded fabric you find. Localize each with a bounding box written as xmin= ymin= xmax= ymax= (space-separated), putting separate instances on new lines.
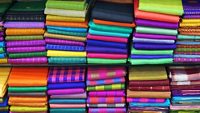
xmin=87 ymin=66 xmax=127 ymax=113
xmin=8 ymin=67 xmax=48 ymax=113
xmin=129 ymin=0 xmax=183 ymax=65
xmin=174 ymin=0 xmax=200 ymax=63
xmin=169 ymin=66 xmax=200 ymax=113
xmin=48 ymin=67 xmax=87 ymax=113
xmin=127 ymin=66 xmax=171 ymax=113
xmin=87 ymin=0 xmax=135 ymax=64
xmin=44 ymin=0 xmax=88 ymax=64
xmin=0 ymin=67 xmax=11 ymax=113
xmin=0 ymin=2 xmax=11 ymax=64
xmin=4 ymin=1 xmax=47 ymax=64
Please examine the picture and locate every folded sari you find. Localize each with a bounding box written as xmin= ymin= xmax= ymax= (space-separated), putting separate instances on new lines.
xmin=88 ymin=90 xmax=125 ymax=97
xmin=50 ymin=93 xmax=87 ymax=99
xmin=8 ymin=57 xmax=47 ymax=64
xmin=9 ymin=96 xmax=47 ymax=103
xmin=47 ymin=29 xmax=87 ymax=37
xmin=4 ymin=22 xmax=44 ymax=28
xmin=9 ymin=102 xmax=46 ymax=107
xmin=46 ymin=15 xmax=85 ymax=22
xmin=45 ymin=38 xmax=84 ymax=46
xmin=171 ymin=80 xmax=200 ymax=85
xmin=131 ymin=48 xmax=173 ymax=55
xmin=133 ymin=43 xmax=176 ymax=50
xmin=10 ymin=106 xmax=48 ymax=112
xmin=99 ymin=0 xmax=133 ymax=4
xmin=129 ymin=99 xmax=170 ymax=107
xmin=129 ymin=80 xmax=169 ymax=86
xmin=88 ymin=104 xmax=125 ymax=108
xmin=133 ymin=37 xmax=175 ymax=44
xmin=6 ymin=35 xmax=43 ymax=41
xmin=46 ymin=21 xmax=88 ymax=28
xmin=87 ymin=84 xmax=125 ymax=91
xmin=50 ymin=104 xmax=86 ymax=108
xmin=86 ymin=46 xmax=127 ymax=54
xmin=50 ymin=108 xmax=85 ymax=113
xmin=48 ymin=82 xmax=85 ymax=89
xmin=174 ymin=58 xmax=200 ymax=62
xmin=48 ymin=88 xmax=85 ymax=95
xmin=49 ymin=99 xmax=86 ymax=104
xmin=129 ymin=59 xmax=173 ymax=64
xmin=8 ymin=52 xmax=47 ymax=58
xmin=87 ymin=40 xmax=127 ymax=49
xmin=129 ymin=86 xmax=170 ymax=91
xmin=87 ymin=53 xmax=127 ymax=59
xmin=46 ymin=44 xmax=85 ymax=51
xmin=81 ymin=58 xmax=126 ymax=64
xmin=6 ymin=29 xmax=45 ymax=35
xmin=170 ymin=105 xmax=200 ymax=110
xmin=171 ymin=85 xmax=200 ymax=90
xmin=8 ymin=87 xmax=47 ymax=92
xmin=87 ymin=67 xmax=126 ymax=80
xmin=47 ymin=50 xmax=86 ymax=57
xmin=7 ymin=40 xmax=45 ymax=47
xmin=130 ymin=54 xmax=173 ymax=59
xmin=47 ymin=26 xmax=87 ymax=33
xmin=93 ymin=19 xmax=135 ymax=27
xmin=127 ymin=90 xmax=171 ymax=98
xmin=7 ymin=46 xmax=46 ymax=53
xmin=48 ymin=57 xmax=86 ymax=64
xmin=89 ymin=108 xmax=126 ymax=113
xmin=127 ymin=98 xmax=166 ymax=103
xmin=87 ymin=97 xmax=125 ymax=104
xmin=87 ymin=77 xmax=125 ymax=86
xmin=8 ymin=92 xmax=46 ymax=97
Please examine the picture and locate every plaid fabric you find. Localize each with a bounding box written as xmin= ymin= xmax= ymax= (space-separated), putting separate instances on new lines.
xmin=87 ymin=84 xmax=125 ymax=91
xmin=127 ymin=98 xmax=166 ymax=103
xmin=169 ymin=67 xmax=200 ymax=81
xmin=87 ymin=77 xmax=125 ymax=86
xmin=48 ymin=67 xmax=85 ymax=83
xmin=87 ymin=104 xmax=125 ymax=108
xmin=87 ymin=97 xmax=125 ymax=104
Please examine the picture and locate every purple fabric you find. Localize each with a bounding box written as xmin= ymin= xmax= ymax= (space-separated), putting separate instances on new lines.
xmin=86 ymin=46 xmax=127 ymax=54
xmin=0 ymin=32 xmax=4 ymax=36
xmin=48 ymin=88 xmax=85 ymax=95
xmin=133 ymin=43 xmax=177 ymax=50
xmin=134 ymin=33 xmax=177 ymax=40
xmin=0 ymin=37 xmax=3 ymax=41
xmin=131 ymin=54 xmax=173 ymax=59
xmin=8 ymin=57 xmax=47 ymax=64
xmin=136 ymin=19 xmax=178 ymax=29
xmin=183 ymin=14 xmax=200 ymax=18
xmin=50 ymin=93 xmax=87 ymax=99
xmin=4 ymin=22 xmax=45 ymax=28
xmin=6 ymin=40 xmax=46 ymax=47
xmin=7 ymin=46 xmax=46 ymax=53
xmin=45 ymin=38 xmax=84 ymax=46
xmin=89 ymin=90 xmax=125 ymax=97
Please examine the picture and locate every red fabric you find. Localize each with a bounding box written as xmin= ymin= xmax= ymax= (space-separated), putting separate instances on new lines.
xmin=129 ymin=86 xmax=170 ymax=91
xmin=129 ymin=80 xmax=170 ymax=86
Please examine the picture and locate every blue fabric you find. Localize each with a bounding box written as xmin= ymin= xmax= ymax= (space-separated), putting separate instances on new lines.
xmin=0 ymin=53 xmax=5 ymax=58
xmin=87 ymin=40 xmax=127 ymax=49
xmin=130 ymin=99 xmax=170 ymax=107
xmin=49 ymin=99 xmax=86 ymax=104
xmin=86 ymin=46 xmax=127 ymax=54
xmin=47 ymin=26 xmax=87 ymax=33
xmin=177 ymin=41 xmax=200 ymax=45
xmin=89 ymin=29 xmax=130 ymax=38
xmin=173 ymin=96 xmax=200 ymax=101
xmin=133 ymin=37 xmax=175 ymax=44
xmin=0 ymin=42 xmax=5 ymax=47
xmin=174 ymin=54 xmax=200 ymax=58
xmin=133 ymin=43 xmax=177 ymax=50
xmin=48 ymin=82 xmax=85 ymax=89
xmin=0 ymin=98 xmax=8 ymax=107
xmin=46 ymin=44 xmax=85 ymax=51
xmin=131 ymin=54 xmax=173 ymax=59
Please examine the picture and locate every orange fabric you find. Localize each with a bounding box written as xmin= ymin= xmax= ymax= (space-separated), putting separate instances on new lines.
xmin=134 ymin=0 xmax=179 ymax=23
xmin=93 ymin=19 xmax=135 ymax=27
xmin=6 ymin=29 xmax=45 ymax=36
xmin=180 ymin=32 xmax=200 ymax=36
xmin=8 ymin=67 xmax=48 ymax=87
xmin=9 ymin=96 xmax=47 ymax=103
xmin=9 ymin=102 xmax=47 ymax=107
xmin=46 ymin=21 xmax=88 ymax=28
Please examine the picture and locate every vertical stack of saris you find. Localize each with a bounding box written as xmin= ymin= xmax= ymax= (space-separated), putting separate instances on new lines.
xmin=87 ymin=0 xmax=134 ymax=64
xmin=129 ymin=0 xmax=183 ymax=65
xmin=45 ymin=0 xmax=88 ymax=64
xmin=174 ymin=0 xmax=200 ymax=63
xmin=127 ymin=66 xmax=171 ymax=113
xmin=4 ymin=1 xmax=47 ymax=64
xmin=87 ymin=67 xmax=127 ymax=113
xmin=169 ymin=66 xmax=200 ymax=113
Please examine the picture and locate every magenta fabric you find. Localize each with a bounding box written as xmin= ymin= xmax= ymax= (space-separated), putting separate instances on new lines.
xmin=134 ymin=33 xmax=177 ymax=40
xmin=0 ymin=37 xmax=3 ymax=41
xmin=45 ymin=38 xmax=84 ymax=46
xmin=8 ymin=57 xmax=47 ymax=64
xmin=6 ymin=40 xmax=45 ymax=47
xmin=48 ymin=88 xmax=85 ymax=95
xmin=87 ymin=34 xmax=128 ymax=43
xmin=89 ymin=90 xmax=125 ymax=97
xmin=4 ymin=22 xmax=45 ymax=28
xmin=7 ymin=46 xmax=46 ymax=53
xmin=87 ymin=53 xmax=127 ymax=59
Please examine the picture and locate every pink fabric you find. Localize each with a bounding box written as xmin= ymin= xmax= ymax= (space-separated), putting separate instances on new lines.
xmin=48 ymin=88 xmax=85 ymax=95
xmin=87 ymin=53 xmax=127 ymax=59
xmin=50 ymin=93 xmax=87 ymax=98
xmin=10 ymin=112 xmax=47 ymax=113
xmin=50 ymin=104 xmax=86 ymax=108
xmin=0 ymin=22 xmax=3 ymax=26
xmin=87 ymin=34 xmax=128 ymax=43
xmin=170 ymin=105 xmax=200 ymax=110
xmin=89 ymin=90 xmax=125 ymax=97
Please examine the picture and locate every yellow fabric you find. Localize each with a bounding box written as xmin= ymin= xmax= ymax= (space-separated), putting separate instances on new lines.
xmin=44 ymin=32 xmax=86 ymax=42
xmin=46 ymin=15 xmax=85 ymax=22
xmin=47 ymin=50 xmax=86 ymax=57
xmin=180 ymin=23 xmax=200 ymax=27
xmin=182 ymin=19 xmax=200 ymax=23
xmin=127 ymin=90 xmax=171 ymax=98
xmin=0 ymin=58 xmax=8 ymax=64
xmin=10 ymin=105 xmax=48 ymax=112
xmin=0 ymin=67 xmax=11 ymax=98
xmin=129 ymin=66 xmax=167 ymax=80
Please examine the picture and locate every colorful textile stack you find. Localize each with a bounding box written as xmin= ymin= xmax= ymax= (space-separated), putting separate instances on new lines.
xmin=87 ymin=67 xmax=127 ymax=113
xmin=8 ymin=67 xmax=48 ymax=113
xmin=129 ymin=0 xmax=183 ymax=65
xmin=48 ymin=67 xmax=87 ymax=113
xmin=127 ymin=66 xmax=171 ymax=113
xmin=169 ymin=66 xmax=200 ymax=113
xmin=0 ymin=67 xmax=11 ymax=113
xmin=0 ymin=2 xmax=11 ymax=64
xmin=87 ymin=0 xmax=134 ymax=64
xmin=4 ymin=1 xmax=47 ymax=64
xmin=44 ymin=0 xmax=88 ymax=64
xmin=174 ymin=0 xmax=200 ymax=63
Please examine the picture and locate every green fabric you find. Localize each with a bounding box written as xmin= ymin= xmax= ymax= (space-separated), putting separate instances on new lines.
xmin=9 ymin=1 xmax=45 ymax=12
xmin=48 ymin=29 xmax=87 ymax=37
xmin=0 ymin=3 xmax=10 ymax=14
xmin=89 ymin=21 xmax=133 ymax=33
xmin=8 ymin=87 xmax=47 ymax=93
xmin=48 ymin=57 xmax=86 ymax=64
xmin=0 ymin=48 xmax=4 ymax=53
xmin=10 ymin=106 xmax=48 ymax=112
xmin=0 ymin=106 xmax=9 ymax=111
xmin=87 ymin=84 xmax=125 ymax=91
xmin=139 ymin=0 xmax=183 ymax=16
xmin=131 ymin=48 xmax=173 ymax=55
xmin=136 ymin=26 xmax=178 ymax=35
xmin=178 ymin=35 xmax=200 ymax=40
xmin=129 ymin=58 xmax=173 ymax=65
xmin=170 ymin=110 xmax=200 ymax=113
xmin=0 ymin=98 xmax=3 ymax=103
xmin=176 ymin=48 xmax=200 ymax=52
xmin=87 ymin=58 xmax=127 ymax=64
xmin=46 ymin=0 xmax=86 ymax=11
xmin=50 ymin=108 xmax=86 ymax=113
xmin=9 ymin=52 xmax=47 ymax=58
xmin=6 ymin=36 xmax=44 ymax=41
